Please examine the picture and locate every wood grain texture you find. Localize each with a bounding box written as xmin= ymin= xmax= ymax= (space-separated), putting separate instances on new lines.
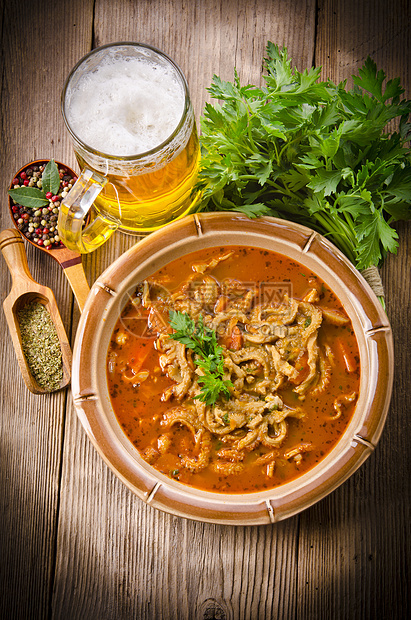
xmin=303 ymin=3 xmax=411 ymax=619
xmin=0 ymin=1 xmax=410 ymax=619
xmin=49 ymin=3 xmax=315 ymax=619
xmin=93 ymin=0 xmax=317 ymax=120
xmin=316 ymin=0 xmax=410 ymax=89
xmin=0 ymin=1 xmax=93 ymax=619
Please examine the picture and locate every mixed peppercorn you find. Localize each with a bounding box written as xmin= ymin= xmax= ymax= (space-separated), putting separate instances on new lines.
xmin=9 ymin=162 xmax=76 ymax=249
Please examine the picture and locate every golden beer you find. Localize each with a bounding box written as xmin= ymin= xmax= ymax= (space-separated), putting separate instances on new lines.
xmin=59 ymin=43 xmax=200 ymax=252
xmin=73 ymin=127 xmax=199 ymax=233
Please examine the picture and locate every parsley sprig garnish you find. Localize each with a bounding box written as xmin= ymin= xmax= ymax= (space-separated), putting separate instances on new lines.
xmin=196 ymin=43 xmax=411 ymax=273
xmin=169 ymin=310 xmax=233 ymax=405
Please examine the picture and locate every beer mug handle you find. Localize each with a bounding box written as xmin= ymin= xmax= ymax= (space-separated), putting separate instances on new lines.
xmin=57 ymin=169 xmax=119 ymax=253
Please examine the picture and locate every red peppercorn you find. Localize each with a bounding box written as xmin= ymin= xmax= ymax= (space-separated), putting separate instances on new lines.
xmin=45 ymin=192 xmax=53 ymax=199
xmin=20 ymin=171 xmax=27 ymax=180
xmin=23 ymin=179 xmax=29 ymax=186
xmin=51 ymin=195 xmax=59 ymax=202
xmin=12 ymin=178 xmax=19 ymax=185
xmin=22 ymin=213 xmax=30 ymax=220
xmin=62 ymin=181 xmax=68 ymax=187
xmin=12 ymin=205 xmax=19 ymax=213
xmin=37 ymin=239 xmax=44 ymax=246
xmin=35 ymin=228 xmax=42 ymax=234
xmin=43 ymin=228 xmax=49 ymax=234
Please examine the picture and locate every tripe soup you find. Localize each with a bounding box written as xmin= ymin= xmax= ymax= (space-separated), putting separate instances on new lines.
xmin=107 ymin=246 xmax=360 ymax=493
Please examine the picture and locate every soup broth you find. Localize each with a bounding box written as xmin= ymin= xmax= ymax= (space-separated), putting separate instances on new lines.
xmin=107 ymin=246 xmax=360 ymax=493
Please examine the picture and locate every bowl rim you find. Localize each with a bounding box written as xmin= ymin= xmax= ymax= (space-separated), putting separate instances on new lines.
xmin=71 ymin=212 xmax=393 ymax=525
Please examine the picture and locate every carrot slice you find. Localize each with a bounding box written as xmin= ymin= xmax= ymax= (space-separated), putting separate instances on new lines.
xmin=336 ymin=338 xmax=357 ymax=373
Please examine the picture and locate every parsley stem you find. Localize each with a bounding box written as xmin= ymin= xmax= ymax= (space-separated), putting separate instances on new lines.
xmin=277 ymin=136 xmax=302 ymax=164
xmin=309 ymin=210 xmax=357 ymax=263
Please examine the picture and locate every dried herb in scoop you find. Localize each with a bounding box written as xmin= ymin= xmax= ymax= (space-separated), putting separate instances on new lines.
xmin=18 ymin=300 xmax=63 ymax=392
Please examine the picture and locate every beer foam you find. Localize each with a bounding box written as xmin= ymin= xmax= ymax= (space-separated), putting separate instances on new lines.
xmin=65 ymin=55 xmax=186 ymax=156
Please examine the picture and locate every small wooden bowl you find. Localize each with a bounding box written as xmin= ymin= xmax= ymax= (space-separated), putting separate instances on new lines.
xmin=8 ymin=159 xmax=90 ymax=312
xmin=71 ymin=213 xmax=393 ymax=524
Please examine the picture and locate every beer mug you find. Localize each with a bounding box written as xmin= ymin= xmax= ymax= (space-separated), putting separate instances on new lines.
xmin=58 ymin=43 xmax=200 ymax=253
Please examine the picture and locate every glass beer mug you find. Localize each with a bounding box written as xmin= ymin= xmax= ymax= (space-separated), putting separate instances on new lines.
xmin=58 ymin=42 xmax=200 ymax=253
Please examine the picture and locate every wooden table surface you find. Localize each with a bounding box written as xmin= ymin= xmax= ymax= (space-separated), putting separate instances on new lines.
xmin=1 ymin=1 xmax=410 ymax=618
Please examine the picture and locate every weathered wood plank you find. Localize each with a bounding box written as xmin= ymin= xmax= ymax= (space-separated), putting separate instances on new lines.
xmin=316 ymin=0 xmax=410 ymax=89
xmin=296 ymin=2 xmax=411 ymax=619
xmin=93 ymin=0 xmax=317 ymax=120
xmin=1 ymin=0 xmax=409 ymax=619
xmin=52 ymin=398 xmax=302 ymax=619
xmin=0 ymin=1 xmax=94 ymax=618
xmin=50 ymin=1 xmax=316 ymax=619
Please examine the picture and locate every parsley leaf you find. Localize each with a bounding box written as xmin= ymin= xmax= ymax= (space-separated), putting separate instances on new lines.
xmin=196 ymin=43 xmax=411 ymax=272
xmin=169 ymin=311 xmax=233 ymax=405
xmin=352 ymin=57 xmax=404 ymax=103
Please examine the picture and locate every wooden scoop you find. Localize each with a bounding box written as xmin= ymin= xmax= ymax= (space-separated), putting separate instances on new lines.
xmin=0 ymin=228 xmax=72 ymax=393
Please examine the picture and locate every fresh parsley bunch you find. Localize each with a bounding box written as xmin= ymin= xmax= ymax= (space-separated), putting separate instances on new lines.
xmin=169 ymin=310 xmax=233 ymax=405
xmin=196 ymin=43 xmax=411 ymax=272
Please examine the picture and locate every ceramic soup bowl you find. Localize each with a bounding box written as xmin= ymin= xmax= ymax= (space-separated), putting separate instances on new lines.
xmin=71 ymin=213 xmax=393 ymax=525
